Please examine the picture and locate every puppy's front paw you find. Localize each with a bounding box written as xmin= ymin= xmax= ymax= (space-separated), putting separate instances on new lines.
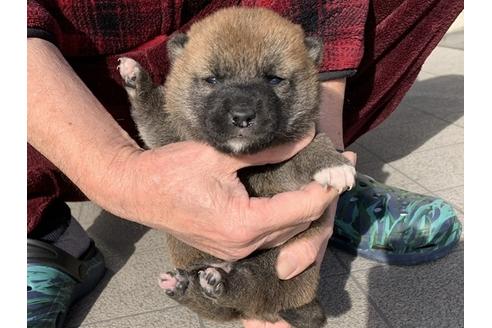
xmin=117 ymin=57 xmax=141 ymax=89
xmin=313 ymin=164 xmax=356 ymax=194
xmin=198 ymin=267 xmax=226 ymax=300
xmin=158 ymin=269 xmax=189 ymax=299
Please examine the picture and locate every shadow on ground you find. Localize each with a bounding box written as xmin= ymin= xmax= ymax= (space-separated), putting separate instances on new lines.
xmin=66 ymin=210 xmax=150 ymax=327
xmin=352 ymin=74 xmax=464 ymax=184
xmin=362 ymin=245 xmax=463 ymax=327
xmin=318 ymin=74 xmax=464 ymax=327
xmin=316 ymin=241 xmax=463 ymax=327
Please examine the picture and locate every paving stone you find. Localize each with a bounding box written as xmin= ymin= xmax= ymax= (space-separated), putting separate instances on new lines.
xmin=355 ymin=160 xmax=430 ymax=195
xmin=440 ymin=11 xmax=463 ymax=49
xmin=66 ymin=246 xmax=177 ymax=326
xmin=68 ymin=201 xmax=102 ymax=228
xmin=434 ymin=185 xmax=464 ymax=212
xmin=414 ymin=71 xmax=437 ymax=81
xmin=78 ymin=306 xmax=200 ymax=328
xmin=447 ymin=12 xmax=464 ymax=33
xmin=356 ymin=108 xmax=463 ymax=163
xmin=319 ymin=248 xmax=350 ymax=276
xmin=318 ymin=275 xmax=390 ymax=328
xmin=387 ymin=144 xmax=463 ymax=192
xmin=68 ymin=202 xmax=168 ymax=257
xmin=439 ymin=30 xmax=464 ymax=50
xmin=345 ymin=142 xmax=382 ymax=165
xmin=331 ymin=248 xmax=389 ymax=273
xmin=422 ymin=46 xmax=463 ymax=76
xmin=351 ymin=250 xmax=463 ymax=328
xmin=400 ymin=74 xmax=463 ymax=125
xmin=453 ymin=116 xmax=464 ymax=128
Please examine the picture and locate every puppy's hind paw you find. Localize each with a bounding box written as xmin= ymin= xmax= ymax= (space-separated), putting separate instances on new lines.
xmin=313 ymin=164 xmax=356 ymax=194
xmin=158 ymin=269 xmax=189 ymax=300
xmin=198 ymin=267 xmax=226 ymax=300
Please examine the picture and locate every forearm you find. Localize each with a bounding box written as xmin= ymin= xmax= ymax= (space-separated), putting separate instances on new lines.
xmin=27 ymin=38 xmax=141 ymax=216
xmin=318 ymin=78 xmax=346 ymax=150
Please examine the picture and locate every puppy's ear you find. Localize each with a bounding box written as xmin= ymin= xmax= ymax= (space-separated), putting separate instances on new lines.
xmin=304 ymin=36 xmax=323 ymax=66
xmin=167 ymin=33 xmax=189 ymax=62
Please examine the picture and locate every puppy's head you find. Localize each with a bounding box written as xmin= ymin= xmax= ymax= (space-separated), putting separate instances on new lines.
xmin=165 ymin=7 xmax=323 ymax=154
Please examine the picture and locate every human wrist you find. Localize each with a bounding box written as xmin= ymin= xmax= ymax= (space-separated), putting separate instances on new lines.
xmin=318 ymin=78 xmax=346 ymax=150
xmin=77 ymin=141 xmax=145 ymax=221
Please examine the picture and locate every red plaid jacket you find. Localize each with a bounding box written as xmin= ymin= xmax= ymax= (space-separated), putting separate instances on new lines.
xmin=28 ymin=0 xmax=368 ymax=134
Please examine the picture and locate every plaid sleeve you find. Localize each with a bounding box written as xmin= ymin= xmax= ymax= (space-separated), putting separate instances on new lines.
xmin=27 ymin=0 xmax=166 ymax=57
xmin=27 ymin=0 xmax=60 ymax=46
xmin=312 ymin=0 xmax=369 ymax=77
xmin=242 ymin=0 xmax=369 ymax=79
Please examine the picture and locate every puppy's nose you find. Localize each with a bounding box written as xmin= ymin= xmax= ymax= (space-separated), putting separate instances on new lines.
xmin=230 ymin=108 xmax=256 ymax=128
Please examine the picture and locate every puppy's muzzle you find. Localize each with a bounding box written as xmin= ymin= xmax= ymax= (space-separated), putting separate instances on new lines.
xmin=223 ymin=94 xmax=263 ymax=128
xmin=229 ymin=106 xmax=256 ymax=128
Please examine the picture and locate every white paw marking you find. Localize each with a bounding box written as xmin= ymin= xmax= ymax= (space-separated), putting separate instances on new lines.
xmin=117 ymin=57 xmax=140 ymax=86
xmin=313 ymin=164 xmax=356 ymax=194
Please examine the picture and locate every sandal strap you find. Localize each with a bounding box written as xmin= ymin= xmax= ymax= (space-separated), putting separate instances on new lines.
xmin=27 ymin=239 xmax=88 ymax=282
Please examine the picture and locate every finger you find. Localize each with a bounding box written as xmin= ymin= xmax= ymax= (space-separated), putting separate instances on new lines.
xmin=248 ymin=181 xmax=338 ymax=233
xmin=220 ymin=125 xmax=315 ymax=172
xmin=242 ymin=318 xmax=292 ymax=328
xmin=276 ymin=196 xmax=339 ymax=280
xmin=187 ymin=193 xmax=336 ymax=261
xmin=256 ymin=222 xmax=311 ymax=250
xmin=315 ymin=198 xmax=338 ymax=263
xmin=342 ymin=151 xmax=357 ymax=166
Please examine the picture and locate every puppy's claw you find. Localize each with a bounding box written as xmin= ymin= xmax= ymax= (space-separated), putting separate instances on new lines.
xmin=313 ymin=164 xmax=356 ymax=194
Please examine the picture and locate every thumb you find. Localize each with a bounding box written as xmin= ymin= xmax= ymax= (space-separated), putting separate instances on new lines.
xmin=276 ymin=237 xmax=323 ymax=280
xmin=275 ymin=199 xmax=338 ymax=280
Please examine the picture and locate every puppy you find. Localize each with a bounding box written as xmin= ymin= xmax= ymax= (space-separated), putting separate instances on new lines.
xmin=118 ymin=7 xmax=355 ymax=328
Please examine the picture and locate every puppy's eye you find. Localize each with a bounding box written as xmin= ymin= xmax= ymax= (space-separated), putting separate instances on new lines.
xmin=205 ymin=76 xmax=219 ymax=85
xmin=266 ymin=75 xmax=284 ymax=85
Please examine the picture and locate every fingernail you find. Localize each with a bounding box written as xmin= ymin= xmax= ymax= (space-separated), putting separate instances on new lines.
xmin=276 ymin=252 xmax=298 ymax=279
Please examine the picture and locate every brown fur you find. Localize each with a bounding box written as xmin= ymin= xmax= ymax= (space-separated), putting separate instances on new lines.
xmin=118 ymin=7 xmax=354 ymax=328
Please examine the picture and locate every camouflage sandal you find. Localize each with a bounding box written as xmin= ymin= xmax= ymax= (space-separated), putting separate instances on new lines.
xmin=27 ymin=239 xmax=106 ymax=328
xmin=330 ymin=174 xmax=462 ymax=265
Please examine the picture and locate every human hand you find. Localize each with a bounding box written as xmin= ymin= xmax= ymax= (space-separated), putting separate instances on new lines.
xmin=242 ymin=151 xmax=357 ymax=328
xmin=242 ymin=319 xmax=292 ymax=328
xmin=104 ymin=127 xmax=341 ymax=261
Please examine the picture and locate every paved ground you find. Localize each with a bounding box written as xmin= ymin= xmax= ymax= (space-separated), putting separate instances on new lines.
xmin=65 ymin=15 xmax=464 ymax=328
